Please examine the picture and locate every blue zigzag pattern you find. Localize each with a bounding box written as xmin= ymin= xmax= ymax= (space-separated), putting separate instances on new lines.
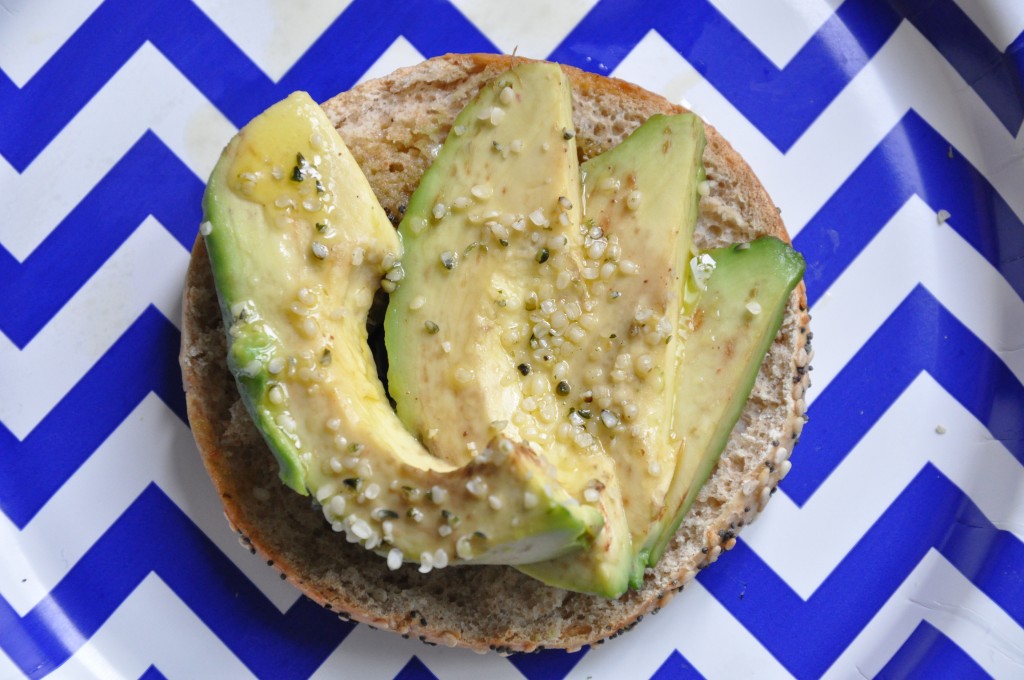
xmin=395 ymin=656 xmax=438 ymax=680
xmin=0 ymin=307 xmax=186 ymax=527
xmin=651 ymin=650 xmax=703 ymax=679
xmin=790 ymin=284 xmax=1024 ymax=505
xmin=1 ymin=0 xmax=1023 ymax=677
xmin=508 ymin=648 xmax=584 ymax=680
xmin=138 ymin=665 xmax=168 ymax=680
xmin=549 ymin=0 xmax=1024 ymax=151
xmin=698 ymin=464 xmax=1024 ymax=679
xmin=794 ymin=111 xmax=1024 ymax=307
xmin=0 ymin=0 xmax=497 ymax=172
xmin=0 ymin=133 xmax=203 ymax=348
xmin=877 ymin=621 xmax=989 ymax=679
xmin=0 ymin=484 xmax=353 ymax=679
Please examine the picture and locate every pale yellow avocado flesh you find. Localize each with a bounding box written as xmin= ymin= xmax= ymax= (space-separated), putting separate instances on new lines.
xmin=578 ymin=115 xmax=704 ymax=547
xmin=385 ymin=63 xmax=633 ymax=596
xmin=521 ymin=114 xmax=706 ymax=591
xmin=643 ymin=237 xmax=804 ymax=567
xmin=202 ymin=92 xmax=603 ymax=569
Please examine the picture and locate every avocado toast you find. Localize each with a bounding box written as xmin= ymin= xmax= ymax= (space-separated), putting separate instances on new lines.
xmin=180 ymin=53 xmax=811 ymax=652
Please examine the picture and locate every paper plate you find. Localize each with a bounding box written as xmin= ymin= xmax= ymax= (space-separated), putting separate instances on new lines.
xmin=1 ymin=1 xmax=1022 ymax=677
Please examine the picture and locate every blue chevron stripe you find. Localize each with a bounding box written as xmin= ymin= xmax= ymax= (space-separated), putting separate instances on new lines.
xmin=1012 ymin=33 xmax=1024 ymax=87
xmin=0 ymin=307 xmax=185 ymax=527
xmin=907 ymin=0 xmax=1024 ymax=138
xmin=0 ymin=132 xmax=202 ymax=349
xmin=787 ymin=285 xmax=1024 ymax=506
xmin=0 ymin=484 xmax=352 ymax=679
xmin=550 ymin=0 xmax=898 ymax=152
xmin=0 ymin=0 xmax=496 ymax=171
xmin=394 ymin=656 xmax=438 ymax=680
xmin=878 ymin=621 xmax=990 ymax=679
xmin=650 ymin=650 xmax=704 ymax=679
xmin=138 ymin=666 xmax=167 ymax=680
xmin=794 ymin=112 xmax=1024 ymax=308
xmin=549 ymin=0 xmax=1023 ymax=151
xmin=698 ymin=465 xmax=1024 ymax=679
xmin=508 ymin=646 xmax=585 ymax=680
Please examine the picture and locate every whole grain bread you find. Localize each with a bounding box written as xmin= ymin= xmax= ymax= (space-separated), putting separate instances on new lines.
xmin=179 ymin=53 xmax=811 ymax=653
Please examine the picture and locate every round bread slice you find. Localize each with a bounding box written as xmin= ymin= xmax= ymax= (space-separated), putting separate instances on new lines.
xmin=180 ymin=53 xmax=811 ymax=653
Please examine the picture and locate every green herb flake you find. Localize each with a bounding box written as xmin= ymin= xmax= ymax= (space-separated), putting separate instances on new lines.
xmin=291 ymin=153 xmax=308 ymax=182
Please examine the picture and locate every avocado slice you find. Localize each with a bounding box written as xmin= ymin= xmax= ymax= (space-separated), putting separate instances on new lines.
xmin=385 ymin=62 xmax=584 ymax=465
xmin=384 ymin=62 xmax=633 ymax=596
xmin=642 ymin=237 xmax=805 ymax=568
xmin=202 ymin=91 xmax=603 ymax=569
xmin=516 ymin=113 xmax=705 ymax=595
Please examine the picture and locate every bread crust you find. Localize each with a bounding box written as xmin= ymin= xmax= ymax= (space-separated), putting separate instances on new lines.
xmin=180 ymin=53 xmax=811 ymax=653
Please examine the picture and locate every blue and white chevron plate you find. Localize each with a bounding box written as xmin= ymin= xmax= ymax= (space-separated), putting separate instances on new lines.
xmin=2 ymin=0 xmax=1023 ymax=678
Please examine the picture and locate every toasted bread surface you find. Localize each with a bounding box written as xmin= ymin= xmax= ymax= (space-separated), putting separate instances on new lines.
xmin=180 ymin=53 xmax=811 ymax=653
